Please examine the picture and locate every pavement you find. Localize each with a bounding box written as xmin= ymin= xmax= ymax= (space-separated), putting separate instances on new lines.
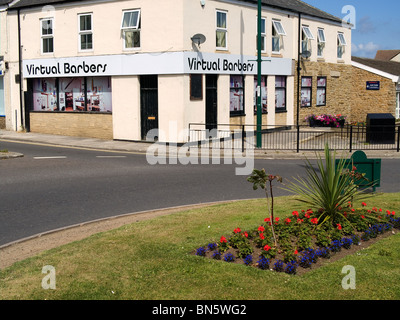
xmin=1 ymin=129 xmax=400 ymax=160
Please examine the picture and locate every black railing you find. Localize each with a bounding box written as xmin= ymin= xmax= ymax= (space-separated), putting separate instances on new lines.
xmin=188 ymin=123 xmax=400 ymax=153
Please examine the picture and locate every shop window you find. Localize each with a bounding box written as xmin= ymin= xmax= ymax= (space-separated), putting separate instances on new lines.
xmin=317 ymin=28 xmax=326 ymax=58
xmin=41 ymin=18 xmax=54 ymax=54
xmin=337 ymin=32 xmax=347 ymax=59
xmin=301 ymin=76 xmax=312 ymax=108
xmin=190 ymin=74 xmax=203 ymax=100
xmin=79 ymin=13 xmax=93 ymax=51
xmin=275 ymin=76 xmax=286 ymax=112
xmin=272 ymin=20 xmax=286 ymax=53
xmin=32 ymin=77 xmax=112 ymax=112
xmin=254 ymin=76 xmax=267 ymax=114
xmin=121 ymin=9 xmax=141 ymax=49
xmin=317 ymin=77 xmax=327 ymax=106
xmin=216 ymin=10 xmax=227 ymax=49
xmin=230 ymin=75 xmax=244 ymax=116
xmin=256 ymin=17 xmax=266 ymax=53
xmin=33 ymin=78 xmax=58 ymax=111
xmin=302 ymin=26 xmax=314 ymax=55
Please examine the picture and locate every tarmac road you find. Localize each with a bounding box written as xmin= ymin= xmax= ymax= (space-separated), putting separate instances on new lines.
xmin=0 ymin=139 xmax=399 ymax=246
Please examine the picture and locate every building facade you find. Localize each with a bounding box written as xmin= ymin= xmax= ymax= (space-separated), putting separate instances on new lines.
xmin=4 ymin=0 xmax=352 ymax=142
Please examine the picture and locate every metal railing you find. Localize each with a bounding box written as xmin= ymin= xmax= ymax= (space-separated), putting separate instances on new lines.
xmin=188 ymin=123 xmax=400 ymax=153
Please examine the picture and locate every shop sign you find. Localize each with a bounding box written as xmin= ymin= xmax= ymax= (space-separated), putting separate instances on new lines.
xmin=366 ymin=81 xmax=380 ymax=90
xmin=23 ymin=52 xmax=294 ymax=78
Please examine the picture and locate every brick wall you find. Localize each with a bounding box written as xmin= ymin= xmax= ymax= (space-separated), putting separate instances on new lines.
xmin=350 ymin=67 xmax=396 ymax=122
xmin=294 ymin=61 xmax=353 ymax=125
xmin=29 ymin=112 xmax=113 ymax=140
xmin=294 ymin=60 xmax=397 ymax=125
xmin=0 ymin=117 xmax=5 ymax=129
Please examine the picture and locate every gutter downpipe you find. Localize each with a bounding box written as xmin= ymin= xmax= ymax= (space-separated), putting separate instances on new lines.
xmin=296 ymin=12 xmax=301 ymax=153
xmin=17 ymin=8 xmax=24 ymax=130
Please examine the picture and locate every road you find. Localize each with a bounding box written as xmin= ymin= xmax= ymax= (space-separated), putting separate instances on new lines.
xmin=0 ymin=140 xmax=399 ymax=246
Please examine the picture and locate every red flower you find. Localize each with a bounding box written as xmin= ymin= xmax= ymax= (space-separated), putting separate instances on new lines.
xmin=285 ymin=218 xmax=291 ymax=224
xmin=297 ymin=218 xmax=303 ymax=224
xmin=361 ymin=215 xmax=365 ymax=219
xmin=392 ymin=211 xmax=396 ymax=216
xmin=361 ymin=202 xmax=367 ymax=207
xmin=275 ymin=217 xmax=280 ymax=222
xmin=258 ymin=226 xmax=265 ymax=232
xmin=311 ymin=218 xmax=318 ymax=225
xmin=234 ymin=228 xmax=241 ymax=234
xmin=292 ymin=211 xmax=299 ymax=217
xmin=351 ymin=208 xmax=355 ymax=212
xmin=263 ymin=245 xmax=271 ymax=251
xmin=337 ymin=224 xmax=342 ymax=230
xmin=264 ymin=217 xmax=271 ymax=222
xmin=294 ymin=249 xmax=298 ymax=255
xmin=244 ymin=232 xmax=248 ymax=238
xmin=220 ymin=236 xmax=227 ymax=243
xmin=259 ymin=233 xmax=265 ymax=240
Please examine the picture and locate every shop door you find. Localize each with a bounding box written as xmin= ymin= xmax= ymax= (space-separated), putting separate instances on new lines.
xmin=206 ymin=75 xmax=218 ymax=132
xmin=140 ymin=75 xmax=159 ymax=140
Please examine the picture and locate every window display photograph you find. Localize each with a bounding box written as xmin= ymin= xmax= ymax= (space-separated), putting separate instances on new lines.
xmin=59 ymin=78 xmax=85 ymax=111
xmin=275 ymin=76 xmax=286 ymax=111
xmin=86 ymin=77 xmax=112 ymax=112
xmin=33 ymin=78 xmax=58 ymax=111
xmin=254 ymin=76 xmax=267 ymax=114
xmin=230 ymin=75 xmax=244 ymax=114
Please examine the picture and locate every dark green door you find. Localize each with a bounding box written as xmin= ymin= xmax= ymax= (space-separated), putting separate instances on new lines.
xmin=140 ymin=75 xmax=158 ymax=140
xmin=206 ymin=75 xmax=218 ymax=132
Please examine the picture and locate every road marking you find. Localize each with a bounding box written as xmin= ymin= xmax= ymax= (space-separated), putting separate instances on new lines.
xmin=96 ymin=155 xmax=127 ymax=158
xmin=33 ymin=156 xmax=67 ymax=160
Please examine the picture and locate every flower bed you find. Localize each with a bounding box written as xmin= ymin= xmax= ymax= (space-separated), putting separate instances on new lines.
xmin=194 ymin=202 xmax=399 ymax=276
xmin=306 ymin=114 xmax=346 ymax=128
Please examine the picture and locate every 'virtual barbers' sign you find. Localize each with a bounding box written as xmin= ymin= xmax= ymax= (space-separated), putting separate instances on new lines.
xmin=23 ymin=52 xmax=293 ymax=78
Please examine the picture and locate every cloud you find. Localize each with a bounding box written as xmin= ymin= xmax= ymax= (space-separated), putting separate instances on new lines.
xmin=352 ymin=42 xmax=380 ymax=58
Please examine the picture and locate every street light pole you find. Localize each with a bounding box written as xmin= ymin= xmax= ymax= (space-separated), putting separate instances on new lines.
xmin=256 ymin=0 xmax=262 ymax=148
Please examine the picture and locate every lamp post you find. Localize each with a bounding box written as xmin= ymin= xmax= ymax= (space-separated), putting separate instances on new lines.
xmin=256 ymin=0 xmax=262 ymax=148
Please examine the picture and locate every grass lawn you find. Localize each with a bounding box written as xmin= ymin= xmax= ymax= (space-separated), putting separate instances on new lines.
xmin=1 ymin=193 xmax=400 ymax=300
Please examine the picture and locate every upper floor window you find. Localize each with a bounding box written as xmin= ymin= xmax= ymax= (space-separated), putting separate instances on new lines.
xmin=317 ymin=28 xmax=326 ymax=57
xmin=41 ymin=18 xmax=54 ymax=54
xmin=337 ymin=32 xmax=347 ymax=59
xmin=216 ymin=10 xmax=227 ymax=49
xmin=256 ymin=17 xmax=266 ymax=53
xmin=272 ymin=20 xmax=286 ymax=53
xmin=301 ymin=26 xmax=314 ymax=54
xmin=79 ymin=13 xmax=93 ymax=51
xmin=121 ymin=9 xmax=141 ymax=49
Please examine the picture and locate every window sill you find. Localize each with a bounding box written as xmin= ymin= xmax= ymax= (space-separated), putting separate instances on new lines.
xmin=230 ymin=113 xmax=245 ymax=117
xmin=216 ymin=49 xmax=230 ymax=54
xmin=271 ymin=53 xmax=283 ymax=58
xmin=275 ymin=109 xmax=287 ymax=114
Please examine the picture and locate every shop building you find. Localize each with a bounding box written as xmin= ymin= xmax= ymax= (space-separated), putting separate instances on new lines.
xmin=4 ymin=0 xmax=352 ymax=143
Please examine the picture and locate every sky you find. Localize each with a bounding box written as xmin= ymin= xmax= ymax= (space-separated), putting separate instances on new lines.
xmin=302 ymin=0 xmax=400 ymax=58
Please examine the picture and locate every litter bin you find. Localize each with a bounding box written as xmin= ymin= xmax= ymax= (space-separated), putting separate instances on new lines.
xmin=366 ymin=113 xmax=395 ymax=144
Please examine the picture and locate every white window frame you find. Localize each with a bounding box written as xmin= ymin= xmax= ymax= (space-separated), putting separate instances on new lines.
xmin=121 ymin=9 xmax=141 ymax=50
xmin=272 ymin=20 xmax=286 ymax=53
xmin=317 ymin=28 xmax=326 ymax=57
xmin=41 ymin=17 xmax=54 ymax=54
xmin=78 ymin=13 xmax=93 ymax=52
xmin=302 ymin=26 xmax=314 ymax=54
xmin=216 ymin=10 xmax=228 ymax=50
xmin=337 ymin=32 xmax=347 ymax=59
xmin=257 ymin=17 xmax=266 ymax=53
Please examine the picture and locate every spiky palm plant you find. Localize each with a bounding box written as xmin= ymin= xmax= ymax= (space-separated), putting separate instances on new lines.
xmin=283 ymin=144 xmax=373 ymax=227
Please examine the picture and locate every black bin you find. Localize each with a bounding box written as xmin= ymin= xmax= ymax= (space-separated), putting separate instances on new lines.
xmin=366 ymin=113 xmax=395 ymax=144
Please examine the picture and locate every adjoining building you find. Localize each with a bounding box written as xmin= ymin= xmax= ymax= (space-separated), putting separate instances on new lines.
xmin=3 ymin=0 xmax=354 ymax=142
xmin=352 ymin=56 xmax=400 ymax=120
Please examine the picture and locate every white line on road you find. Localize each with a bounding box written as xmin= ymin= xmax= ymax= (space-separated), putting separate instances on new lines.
xmin=33 ymin=156 xmax=67 ymax=160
